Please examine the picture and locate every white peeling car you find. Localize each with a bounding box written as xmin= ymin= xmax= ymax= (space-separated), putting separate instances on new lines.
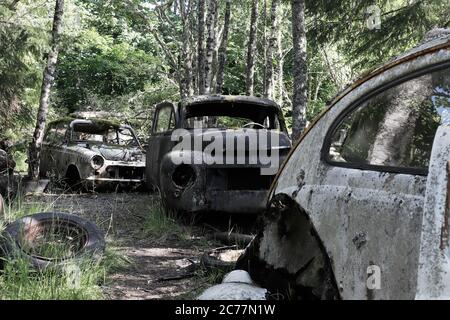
xmin=236 ymin=30 xmax=450 ymax=300
xmin=39 ymin=118 xmax=146 ymax=190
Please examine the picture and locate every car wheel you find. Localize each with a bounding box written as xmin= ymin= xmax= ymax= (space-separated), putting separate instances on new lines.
xmin=0 ymin=212 xmax=105 ymax=270
xmin=65 ymin=166 xmax=82 ymax=192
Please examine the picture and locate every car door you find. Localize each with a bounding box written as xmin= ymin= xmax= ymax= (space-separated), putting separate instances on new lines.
xmin=416 ymin=124 xmax=450 ymax=299
xmin=40 ymin=123 xmax=57 ymax=177
xmin=146 ymin=103 xmax=177 ymax=188
xmin=52 ymin=123 xmax=68 ymax=179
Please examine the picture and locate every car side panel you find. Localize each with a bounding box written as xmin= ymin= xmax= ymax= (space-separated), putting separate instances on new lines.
xmin=272 ymin=50 xmax=450 ymax=299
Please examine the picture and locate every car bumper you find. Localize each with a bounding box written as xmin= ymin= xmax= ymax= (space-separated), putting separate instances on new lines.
xmin=86 ymin=177 xmax=144 ymax=183
xmin=165 ymin=189 xmax=268 ymax=214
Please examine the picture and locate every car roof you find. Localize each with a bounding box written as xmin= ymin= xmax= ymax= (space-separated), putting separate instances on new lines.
xmin=48 ymin=118 xmax=129 ymax=129
xmin=179 ymin=95 xmax=281 ymax=110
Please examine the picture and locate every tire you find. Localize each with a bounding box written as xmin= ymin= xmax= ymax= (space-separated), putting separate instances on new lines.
xmin=0 ymin=212 xmax=105 ymax=270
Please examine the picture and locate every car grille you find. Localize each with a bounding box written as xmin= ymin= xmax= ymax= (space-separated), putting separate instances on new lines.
xmin=207 ymin=168 xmax=274 ymax=191
xmin=106 ymin=166 xmax=145 ymax=180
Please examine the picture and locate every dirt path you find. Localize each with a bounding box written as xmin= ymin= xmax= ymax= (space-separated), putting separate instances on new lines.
xmin=21 ymin=192 xmax=217 ymax=300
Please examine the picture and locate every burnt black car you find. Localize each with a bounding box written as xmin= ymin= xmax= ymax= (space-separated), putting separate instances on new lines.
xmin=146 ymin=95 xmax=291 ymax=214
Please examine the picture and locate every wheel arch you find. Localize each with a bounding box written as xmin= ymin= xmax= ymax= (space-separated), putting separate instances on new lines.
xmin=236 ymin=193 xmax=340 ymax=300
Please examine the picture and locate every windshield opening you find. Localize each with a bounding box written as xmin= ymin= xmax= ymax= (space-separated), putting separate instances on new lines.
xmin=72 ymin=123 xmax=139 ymax=147
xmin=184 ymin=103 xmax=282 ymax=130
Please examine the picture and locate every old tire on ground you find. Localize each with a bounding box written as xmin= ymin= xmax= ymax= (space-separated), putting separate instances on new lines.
xmin=0 ymin=212 xmax=105 ymax=270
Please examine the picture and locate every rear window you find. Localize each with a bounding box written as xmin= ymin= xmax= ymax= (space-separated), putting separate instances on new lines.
xmin=326 ymin=66 xmax=450 ymax=173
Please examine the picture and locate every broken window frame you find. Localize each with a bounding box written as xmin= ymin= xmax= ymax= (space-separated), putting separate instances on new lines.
xmin=321 ymin=61 xmax=450 ymax=176
xmin=153 ymin=105 xmax=176 ymax=134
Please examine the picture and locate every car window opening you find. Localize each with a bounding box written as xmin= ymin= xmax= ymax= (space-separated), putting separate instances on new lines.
xmin=328 ymin=66 xmax=450 ymax=172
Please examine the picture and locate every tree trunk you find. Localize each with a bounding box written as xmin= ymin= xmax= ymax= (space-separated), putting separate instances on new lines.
xmin=275 ymin=9 xmax=284 ymax=106
xmin=172 ymin=0 xmax=178 ymax=14
xmin=180 ymin=0 xmax=194 ymax=98
xmin=264 ymin=0 xmax=279 ymax=99
xmin=204 ymin=0 xmax=218 ymax=94
xmin=197 ymin=0 xmax=206 ymax=95
xmin=245 ymin=0 xmax=259 ymax=96
xmin=0 ymin=193 xmax=4 ymax=219
xmin=369 ymin=77 xmax=432 ymax=166
xmin=28 ymin=0 xmax=64 ymax=179
xmin=216 ymin=0 xmax=231 ymax=94
xmin=8 ymin=0 xmax=20 ymax=10
xmin=291 ymin=0 xmax=308 ymax=140
xmin=262 ymin=0 xmax=268 ymax=96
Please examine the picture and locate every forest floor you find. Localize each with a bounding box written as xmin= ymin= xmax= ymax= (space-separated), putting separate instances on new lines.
xmin=19 ymin=191 xmax=254 ymax=300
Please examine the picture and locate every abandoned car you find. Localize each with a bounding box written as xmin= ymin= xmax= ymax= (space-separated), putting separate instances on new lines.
xmin=235 ymin=31 xmax=450 ymax=299
xmin=39 ymin=118 xmax=146 ymax=189
xmin=146 ymin=95 xmax=291 ymax=214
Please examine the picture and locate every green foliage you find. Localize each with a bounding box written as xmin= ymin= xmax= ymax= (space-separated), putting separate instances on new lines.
xmin=307 ymin=0 xmax=449 ymax=72
xmin=1 ymin=0 xmax=448 ymax=154
xmin=56 ymin=29 xmax=160 ymax=113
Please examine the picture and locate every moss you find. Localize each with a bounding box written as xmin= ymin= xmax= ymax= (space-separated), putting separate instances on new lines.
xmin=48 ymin=117 xmax=76 ymax=126
xmin=49 ymin=117 xmax=122 ymax=131
xmin=90 ymin=119 xmax=121 ymax=130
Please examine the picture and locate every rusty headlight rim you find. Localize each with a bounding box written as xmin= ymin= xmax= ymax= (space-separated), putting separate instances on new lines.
xmin=172 ymin=164 xmax=196 ymax=189
xmin=90 ymin=155 xmax=105 ymax=170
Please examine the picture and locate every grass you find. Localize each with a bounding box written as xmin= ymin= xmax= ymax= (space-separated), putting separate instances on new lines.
xmin=196 ymin=266 xmax=230 ymax=286
xmin=0 ymin=245 xmax=127 ymax=300
xmin=0 ymin=195 xmax=128 ymax=300
xmin=177 ymin=265 xmax=232 ymax=300
xmin=142 ymin=198 xmax=193 ymax=242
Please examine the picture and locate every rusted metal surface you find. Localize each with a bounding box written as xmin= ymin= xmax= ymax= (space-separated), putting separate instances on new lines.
xmin=40 ymin=118 xmax=146 ymax=189
xmin=146 ymin=95 xmax=291 ymax=214
xmin=441 ymin=161 xmax=450 ymax=251
xmin=238 ymin=33 xmax=450 ymax=299
xmin=416 ymin=126 xmax=450 ymax=299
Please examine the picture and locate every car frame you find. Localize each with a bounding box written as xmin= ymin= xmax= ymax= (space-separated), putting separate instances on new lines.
xmin=237 ymin=32 xmax=450 ymax=300
xmin=39 ymin=117 xmax=146 ymax=189
xmin=146 ymin=95 xmax=292 ymax=214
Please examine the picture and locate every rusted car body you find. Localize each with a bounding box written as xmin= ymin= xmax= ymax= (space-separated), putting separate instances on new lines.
xmin=146 ymin=95 xmax=291 ymax=214
xmin=236 ymin=31 xmax=450 ymax=299
xmin=39 ymin=118 xmax=146 ymax=189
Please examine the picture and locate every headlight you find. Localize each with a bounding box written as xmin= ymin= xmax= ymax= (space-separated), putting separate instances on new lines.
xmin=91 ymin=155 xmax=105 ymax=170
xmin=172 ymin=165 xmax=196 ymax=188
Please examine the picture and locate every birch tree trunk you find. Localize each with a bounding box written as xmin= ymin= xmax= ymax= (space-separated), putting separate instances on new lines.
xmin=204 ymin=0 xmax=218 ymax=94
xmin=291 ymin=0 xmax=308 ymax=140
xmin=276 ymin=8 xmax=284 ymax=106
xmin=28 ymin=0 xmax=64 ymax=179
xmin=216 ymin=0 xmax=231 ymax=94
xmin=197 ymin=0 xmax=206 ymax=94
xmin=369 ymin=77 xmax=432 ymax=166
xmin=262 ymin=0 xmax=268 ymax=95
xmin=264 ymin=0 xmax=279 ymax=99
xmin=245 ymin=0 xmax=259 ymax=96
xmin=180 ymin=0 xmax=194 ymax=98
